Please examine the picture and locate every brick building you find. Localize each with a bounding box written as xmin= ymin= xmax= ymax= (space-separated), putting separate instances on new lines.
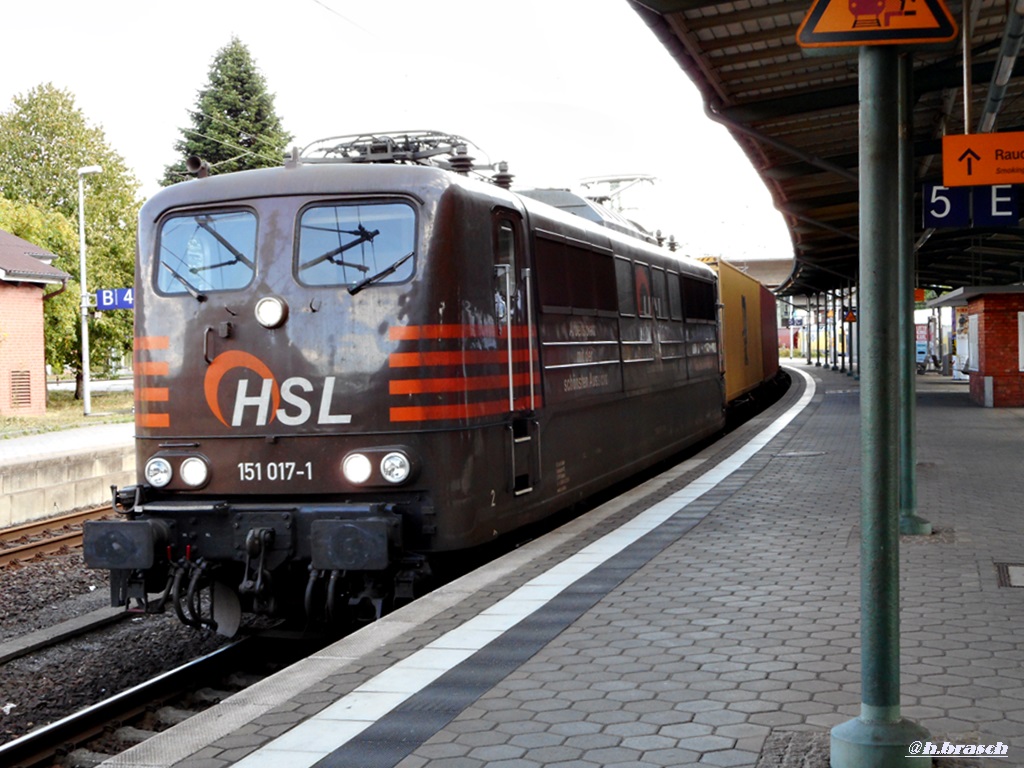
xmin=0 ymin=230 xmax=70 ymax=416
xmin=932 ymin=285 xmax=1024 ymax=407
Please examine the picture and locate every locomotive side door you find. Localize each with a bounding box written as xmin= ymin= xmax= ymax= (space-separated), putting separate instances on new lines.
xmin=492 ymin=209 xmax=539 ymax=497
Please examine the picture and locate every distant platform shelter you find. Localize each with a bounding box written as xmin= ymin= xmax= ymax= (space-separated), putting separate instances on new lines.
xmin=0 ymin=230 xmax=69 ymax=416
xmin=930 ymin=286 xmax=1024 ymax=407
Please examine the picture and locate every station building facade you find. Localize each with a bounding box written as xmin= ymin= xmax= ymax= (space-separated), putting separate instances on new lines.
xmin=932 ymin=286 xmax=1024 ymax=407
xmin=0 ymin=230 xmax=69 ymax=416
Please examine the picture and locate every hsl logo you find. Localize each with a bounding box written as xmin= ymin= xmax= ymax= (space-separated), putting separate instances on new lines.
xmin=203 ymin=351 xmax=352 ymax=427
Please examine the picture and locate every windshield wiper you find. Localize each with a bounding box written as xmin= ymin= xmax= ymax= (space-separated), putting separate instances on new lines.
xmin=348 ymin=250 xmax=414 ymax=295
xmin=300 ymin=225 xmax=378 ymax=272
xmin=191 ymin=216 xmax=255 ymax=273
xmin=161 ymin=262 xmax=207 ymax=302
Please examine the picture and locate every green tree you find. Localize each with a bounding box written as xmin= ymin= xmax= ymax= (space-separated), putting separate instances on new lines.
xmin=0 ymin=83 xmax=141 ymax=391
xmin=163 ymin=37 xmax=292 ymax=184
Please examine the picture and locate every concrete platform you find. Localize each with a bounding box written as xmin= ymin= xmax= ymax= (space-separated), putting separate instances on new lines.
xmin=100 ymin=365 xmax=1024 ymax=768
xmin=0 ymin=422 xmax=134 ymax=527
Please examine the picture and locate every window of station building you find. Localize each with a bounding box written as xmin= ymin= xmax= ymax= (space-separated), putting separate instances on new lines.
xmin=297 ymin=201 xmax=416 ymax=288
xmin=967 ymin=313 xmax=979 ymax=371
xmin=1019 ymin=312 xmax=1024 ymax=372
xmin=156 ymin=209 xmax=257 ymax=296
xmin=667 ymin=271 xmax=683 ymax=320
xmin=652 ymin=267 xmax=669 ymax=319
xmin=682 ymin=276 xmax=716 ymax=321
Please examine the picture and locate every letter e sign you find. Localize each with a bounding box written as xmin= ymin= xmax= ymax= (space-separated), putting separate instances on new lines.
xmin=973 ymin=185 xmax=1019 ymax=227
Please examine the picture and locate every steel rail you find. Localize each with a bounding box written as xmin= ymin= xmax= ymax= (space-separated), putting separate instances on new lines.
xmin=0 ymin=639 xmax=248 ymax=768
xmin=0 ymin=507 xmax=113 ymax=567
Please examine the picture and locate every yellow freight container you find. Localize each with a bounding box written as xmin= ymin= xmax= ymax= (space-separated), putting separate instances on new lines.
xmin=700 ymin=258 xmax=779 ymax=402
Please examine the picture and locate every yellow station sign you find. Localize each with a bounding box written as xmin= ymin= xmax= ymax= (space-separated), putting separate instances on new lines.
xmin=798 ymin=0 xmax=958 ymax=48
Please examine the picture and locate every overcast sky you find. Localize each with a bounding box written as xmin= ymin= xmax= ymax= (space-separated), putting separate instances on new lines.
xmin=0 ymin=0 xmax=791 ymax=260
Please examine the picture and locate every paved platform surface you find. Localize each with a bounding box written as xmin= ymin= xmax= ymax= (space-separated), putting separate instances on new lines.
xmin=0 ymin=422 xmax=132 ymax=464
xmin=103 ymin=366 xmax=1024 ymax=768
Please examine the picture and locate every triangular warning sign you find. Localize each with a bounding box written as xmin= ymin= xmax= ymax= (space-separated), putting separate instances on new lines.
xmin=797 ymin=0 xmax=958 ymax=48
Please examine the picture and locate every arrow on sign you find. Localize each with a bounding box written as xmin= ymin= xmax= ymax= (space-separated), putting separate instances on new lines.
xmin=958 ymin=148 xmax=981 ymax=176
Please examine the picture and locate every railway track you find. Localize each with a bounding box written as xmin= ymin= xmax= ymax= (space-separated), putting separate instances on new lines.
xmin=0 ymin=507 xmax=113 ymax=567
xmin=0 ymin=640 xmax=249 ymax=768
xmin=0 ymin=628 xmax=324 ymax=768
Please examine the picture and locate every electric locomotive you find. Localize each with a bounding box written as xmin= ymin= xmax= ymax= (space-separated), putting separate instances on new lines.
xmin=84 ymin=132 xmax=732 ymax=635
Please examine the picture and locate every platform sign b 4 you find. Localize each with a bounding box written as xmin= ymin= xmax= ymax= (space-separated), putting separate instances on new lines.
xmin=96 ymin=287 xmax=134 ymax=311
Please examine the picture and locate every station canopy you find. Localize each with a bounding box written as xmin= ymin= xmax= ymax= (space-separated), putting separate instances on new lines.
xmin=629 ymin=0 xmax=1024 ymax=296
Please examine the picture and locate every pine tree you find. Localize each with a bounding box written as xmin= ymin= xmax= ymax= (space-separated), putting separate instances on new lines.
xmin=163 ymin=37 xmax=292 ymax=184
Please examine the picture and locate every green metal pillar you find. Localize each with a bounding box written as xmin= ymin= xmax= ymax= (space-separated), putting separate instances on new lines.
xmin=830 ymin=291 xmax=838 ymax=369
xmin=897 ymin=55 xmax=932 ymax=537
xmin=807 ymin=296 xmax=815 ymax=365
xmin=830 ymin=46 xmax=930 ymax=767
xmin=841 ymin=285 xmax=848 ymax=374
xmin=855 ymin=283 xmax=861 ymax=380
xmin=816 ymin=294 xmax=822 ymax=366
xmin=822 ymin=293 xmax=828 ymax=366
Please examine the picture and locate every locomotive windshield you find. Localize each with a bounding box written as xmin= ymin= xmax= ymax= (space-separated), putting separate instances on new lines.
xmin=156 ymin=210 xmax=257 ymax=297
xmin=297 ymin=201 xmax=416 ymax=288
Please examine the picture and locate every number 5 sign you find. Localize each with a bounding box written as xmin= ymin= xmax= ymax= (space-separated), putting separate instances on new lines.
xmin=923 ymin=184 xmax=1018 ymax=228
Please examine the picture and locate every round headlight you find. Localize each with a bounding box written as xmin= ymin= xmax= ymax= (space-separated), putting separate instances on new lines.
xmin=145 ymin=457 xmax=172 ymax=488
xmin=380 ymin=452 xmax=411 ymax=484
xmin=342 ymin=453 xmax=373 ymax=484
xmin=255 ymin=296 xmax=288 ymax=328
xmin=180 ymin=457 xmax=210 ymax=488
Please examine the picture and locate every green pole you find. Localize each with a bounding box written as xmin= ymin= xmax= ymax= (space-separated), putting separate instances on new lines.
xmin=832 ymin=291 xmax=839 ymax=370
xmin=830 ymin=45 xmax=930 ymax=767
xmin=898 ymin=54 xmax=932 ymax=537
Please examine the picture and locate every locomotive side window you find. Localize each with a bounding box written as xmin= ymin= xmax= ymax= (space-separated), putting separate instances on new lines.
xmin=652 ymin=267 xmax=669 ymax=320
xmin=634 ymin=263 xmax=652 ymax=318
xmin=667 ymin=271 xmax=683 ymax=320
xmin=534 ymin=230 xmax=616 ymax=315
xmin=615 ymin=257 xmax=636 ymax=316
xmin=297 ymin=202 xmax=416 ymax=288
xmin=588 ymin=251 xmax=617 ymax=313
xmin=536 ymin=236 xmax=571 ymax=310
xmin=682 ymin=276 xmax=717 ymax=321
xmin=156 ymin=210 xmax=256 ymax=296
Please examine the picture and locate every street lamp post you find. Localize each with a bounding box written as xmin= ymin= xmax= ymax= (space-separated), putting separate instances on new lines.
xmin=78 ymin=164 xmax=102 ymax=416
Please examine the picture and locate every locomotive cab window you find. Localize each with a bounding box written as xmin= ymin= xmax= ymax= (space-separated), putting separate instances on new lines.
xmin=493 ymin=216 xmax=519 ymax=315
xmin=156 ymin=210 xmax=257 ymax=296
xmin=297 ymin=201 xmax=416 ymax=289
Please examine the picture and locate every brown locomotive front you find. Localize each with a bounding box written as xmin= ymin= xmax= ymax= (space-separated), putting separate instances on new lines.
xmin=84 ymin=137 xmax=737 ymax=634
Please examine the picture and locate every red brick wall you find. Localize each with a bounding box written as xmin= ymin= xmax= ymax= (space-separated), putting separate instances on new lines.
xmin=967 ymin=294 xmax=1024 ymax=407
xmin=0 ymin=282 xmax=47 ymax=416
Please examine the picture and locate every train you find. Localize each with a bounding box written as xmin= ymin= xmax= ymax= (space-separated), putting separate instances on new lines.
xmin=83 ymin=131 xmax=781 ymax=636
